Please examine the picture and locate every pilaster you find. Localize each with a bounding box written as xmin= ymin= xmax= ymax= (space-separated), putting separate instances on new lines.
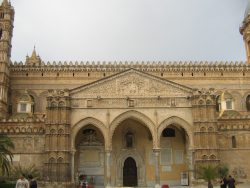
xmin=191 ymin=88 xmax=219 ymax=166
xmin=44 ymin=89 xmax=71 ymax=182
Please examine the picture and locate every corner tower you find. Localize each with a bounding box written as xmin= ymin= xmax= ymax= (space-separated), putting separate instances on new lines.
xmin=240 ymin=2 xmax=250 ymax=64
xmin=0 ymin=0 xmax=14 ymax=118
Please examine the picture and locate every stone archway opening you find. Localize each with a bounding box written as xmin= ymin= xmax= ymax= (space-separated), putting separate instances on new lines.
xmin=160 ymin=124 xmax=190 ymax=186
xmin=112 ymin=118 xmax=153 ymax=187
xmin=123 ymin=157 xmax=138 ymax=186
xmin=74 ymin=124 xmax=105 ymax=187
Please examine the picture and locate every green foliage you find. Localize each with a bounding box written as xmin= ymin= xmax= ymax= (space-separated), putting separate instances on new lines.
xmin=11 ymin=164 xmax=40 ymax=180
xmin=197 ymin=164 xmax=219 ymax=181
xmin=196 ymin=164 xmax=220 ymax=188
xmin=218 ymin=163 xmax=229 ymax=178
xmin=0 ymin=134 xmax=14 ymax=176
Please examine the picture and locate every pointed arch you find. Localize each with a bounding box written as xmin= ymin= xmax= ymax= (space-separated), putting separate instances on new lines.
xmin=116 ymin=149 xmax=146 ymax=186
xmin=109 ymin=110 xmax=156 ymax=149
xmin=158 ymin=116 xmax=193 ymax=149
xmin=71 ymin=117 xmax=107 ymax=150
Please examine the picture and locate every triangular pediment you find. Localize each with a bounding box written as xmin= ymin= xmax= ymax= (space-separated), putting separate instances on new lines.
xmin=70 ymin=69 xmax=193 ymax=97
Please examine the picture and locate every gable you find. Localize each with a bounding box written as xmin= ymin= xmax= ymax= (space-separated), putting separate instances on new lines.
xmin=70 ymin=69 xmax=193 ymax=98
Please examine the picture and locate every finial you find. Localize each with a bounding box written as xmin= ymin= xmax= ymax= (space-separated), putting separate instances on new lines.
xmin=31 ymin=46 xmax=37 ymax=58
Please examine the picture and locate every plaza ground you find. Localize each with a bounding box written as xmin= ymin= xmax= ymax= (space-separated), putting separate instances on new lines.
xmin=171 ymin=182 xmax=250 ymax=188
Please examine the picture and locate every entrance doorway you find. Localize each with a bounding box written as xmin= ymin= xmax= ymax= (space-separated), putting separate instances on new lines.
xmin=123 ymin=157 xmax=138 ymax=186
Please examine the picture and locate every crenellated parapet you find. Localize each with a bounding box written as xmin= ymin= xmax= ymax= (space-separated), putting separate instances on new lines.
xmin=10 ymin=60 xmax=248 ymax=72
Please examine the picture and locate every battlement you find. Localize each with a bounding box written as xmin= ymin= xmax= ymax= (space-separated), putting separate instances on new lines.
xmin=10 ymin=60 xmax=249 ymax=72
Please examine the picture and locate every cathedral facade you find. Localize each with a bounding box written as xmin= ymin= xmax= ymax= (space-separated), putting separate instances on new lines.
xmin=1 ymin=1 xmax=250 ymax=187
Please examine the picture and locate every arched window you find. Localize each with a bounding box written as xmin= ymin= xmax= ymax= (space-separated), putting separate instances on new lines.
xmin=226 ymin=99 xmax=233 ymax=110
xmin=246 ymin=95 xmax=250 ymax=111
xmin=208 ymin=127 xmax=214 ymax=132
xmin=17 ymin=92 xmax=34 ymax=114
xmin=217 ymin=92 xmax=234 ymax=111
xmin=57 ymin=157 xmax=64 ymax=182
xmin=58 ymin=101 xmax=65 ymax=107
xmin=48 ymin=158 xmax=56 ymax=182
xmin=200 ymin=127 xmax=206 ymax=132
xmin=232 ymin=136 xmax=237 ymax=148
xmin=201 ymin=155 xmax=208 ymax=160
xmin=224 ymin=92 xmax=233 ymax=110
xmin=51 ymin=102 xmax=57 ymax=107
xmin=209 ymin=154 xmax=216 ymax=160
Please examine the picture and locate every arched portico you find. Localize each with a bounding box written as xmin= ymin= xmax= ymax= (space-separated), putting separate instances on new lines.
xmin=71 ymin=117 xmax=108 ymax=186
xmin=157 ymin=116 xmax=194 ymax=186
xmin=157 ymin=116 xmax=193 ymax=149
xmin=71 ymin=117 xmax=108 ymax=150
xmin=109 ymin=110 xmax=156 ymax=149
xmin=109 ymin=110 xmax=155 ymax=187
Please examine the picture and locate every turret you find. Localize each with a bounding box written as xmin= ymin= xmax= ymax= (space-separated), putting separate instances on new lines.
xmin=0 ymin=0 xmax=14 ymax=119
xmin=240 ymin=2 xmax=250 ymax=64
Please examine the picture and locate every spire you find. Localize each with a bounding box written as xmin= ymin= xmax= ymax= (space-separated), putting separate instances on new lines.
xmin=1 ymin=0 xmax=10 ymax=7
xmin=31 ymin=46 xmax=37 ymax=58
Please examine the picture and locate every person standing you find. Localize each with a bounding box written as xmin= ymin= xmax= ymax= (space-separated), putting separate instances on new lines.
xmin=28 ymin=175 xmax=37 ymax=188
xmin=228 ymin=175 xmax=236 ymax=188
xmin=220 ymin=176 xmax=227 ymax=188
xmin=15 ymin=174 xmax=29 ymax=188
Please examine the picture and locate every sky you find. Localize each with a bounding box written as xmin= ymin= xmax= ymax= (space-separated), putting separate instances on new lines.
xmin=7 ymin=0 xmax=249 ymax=62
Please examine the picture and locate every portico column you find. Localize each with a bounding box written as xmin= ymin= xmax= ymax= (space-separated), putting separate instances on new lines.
xmin=187 ymin=149 xmax=195 ymax=184
xmin=105 ymin=150 xmax=112 ymax=187
xmin=71 ymin=149 xmax=76 ymax=183
xmin=153 ymin=149 xmax=161 ymax=187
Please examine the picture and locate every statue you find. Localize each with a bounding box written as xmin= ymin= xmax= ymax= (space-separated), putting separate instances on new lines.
xmin=125 ymin=131 xmax=134 ymax=148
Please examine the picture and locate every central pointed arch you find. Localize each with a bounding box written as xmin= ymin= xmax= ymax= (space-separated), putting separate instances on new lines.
xmin=109 ymin=110 xmax=156 ymax=149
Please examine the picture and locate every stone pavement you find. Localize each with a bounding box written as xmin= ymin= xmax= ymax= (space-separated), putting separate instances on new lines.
xmin=170 ymin=182 xmax=250 ymax=188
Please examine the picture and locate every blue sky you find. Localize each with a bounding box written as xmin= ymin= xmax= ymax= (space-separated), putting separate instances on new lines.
xmin=8 ymin=0 xmax=249 ymax=62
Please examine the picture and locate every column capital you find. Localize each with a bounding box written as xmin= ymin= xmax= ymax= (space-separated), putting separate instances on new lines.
xmin=70 ymin=149 xmax=76 ymax=154
xmin=105 ymin=149 xmax=112 ymax=154
xmin=153 ymin=148 xmax=161 ymax=153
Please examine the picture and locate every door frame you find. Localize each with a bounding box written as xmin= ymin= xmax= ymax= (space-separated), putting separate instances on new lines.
xmin=116 ymin=150 xmax=146 ymax=186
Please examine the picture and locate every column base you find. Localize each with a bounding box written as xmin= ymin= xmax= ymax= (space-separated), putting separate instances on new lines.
xmin=155 ymin=183 xmax=161 ymax=188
